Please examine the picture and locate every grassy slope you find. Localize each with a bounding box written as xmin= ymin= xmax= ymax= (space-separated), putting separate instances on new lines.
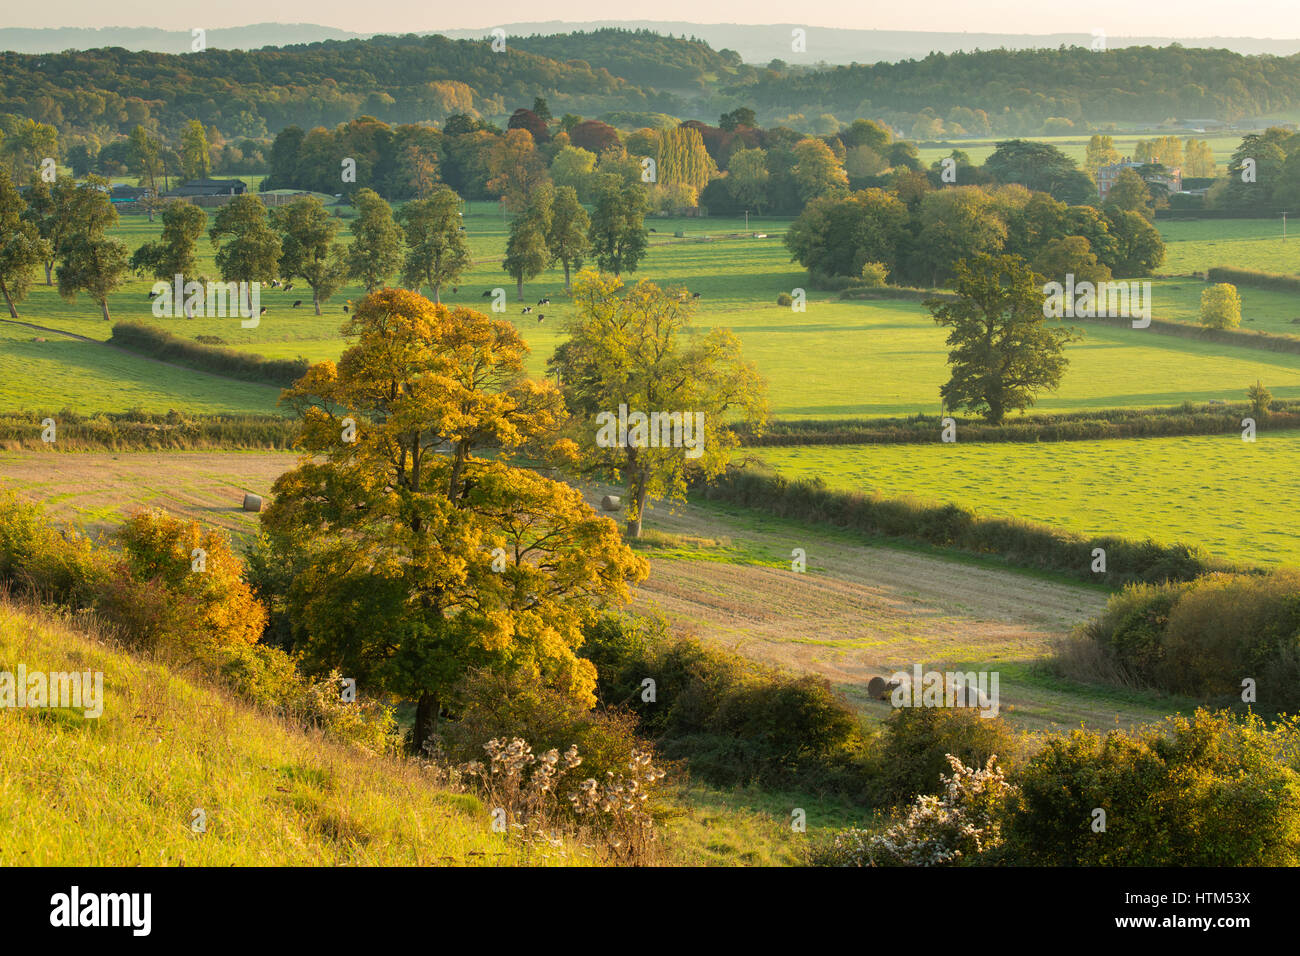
xmin=0 ymin=601 xmax=589 ymax=866
xmin=757 ymin=429 xmax=1300 ymax=568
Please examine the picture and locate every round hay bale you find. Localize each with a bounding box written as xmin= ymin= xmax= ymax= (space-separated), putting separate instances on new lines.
xmin=242 ymin=494 xmax=263 ymax=513
xmin=867 ymin=676 xmax=888 ymax=699
xmin=600 ymin=495 xmax=621 ymax=512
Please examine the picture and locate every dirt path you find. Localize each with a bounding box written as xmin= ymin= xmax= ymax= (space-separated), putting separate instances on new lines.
xmin=2 ymin=450 xmax=1158 ymax=729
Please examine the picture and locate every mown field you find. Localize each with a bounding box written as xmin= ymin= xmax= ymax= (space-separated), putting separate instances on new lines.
xmin=6 ymin=202 xmax=1300 ymax=419
xmin=757 ymin=429 xmax=1300 ymax=568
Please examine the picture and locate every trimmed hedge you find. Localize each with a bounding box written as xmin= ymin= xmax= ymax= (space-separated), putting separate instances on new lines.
xmin=0 ymin=409 xmax=298 ymax=450
xmin=1207 ymin=265 xmax=1300 ymax=295
xmin=109 ymin=322 xmax=310 ymax=388
xmin=697 ymin=468 xmax=1232 ymax=586
xmin=731 ymin=401 xmax=1300 ymax=446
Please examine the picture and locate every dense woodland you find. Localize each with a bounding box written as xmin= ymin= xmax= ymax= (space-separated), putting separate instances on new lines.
xmin=6 ymin=34 xmax=1300 ymax=150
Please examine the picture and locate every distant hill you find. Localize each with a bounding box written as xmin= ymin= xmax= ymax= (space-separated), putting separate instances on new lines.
xmin=0 ymin=23 xmax=362 ymax=54
xmin=4 ymin=20 xmax=1300 ymax=61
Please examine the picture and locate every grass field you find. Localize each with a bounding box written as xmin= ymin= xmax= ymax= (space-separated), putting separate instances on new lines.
xmin=1157 ymin=218 xmax=1300 ymax=275
xmin=757 ymin=429 xmax=1300 ymax=568
xmin=8 ymin=202 xmax=1300 ymax=419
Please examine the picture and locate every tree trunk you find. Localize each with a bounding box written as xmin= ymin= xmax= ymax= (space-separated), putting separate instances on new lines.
xmin=100 ymin=298 xmax=111 ymax=321
xmin=563 ymin=260 xmax=571 ymax=291
xmin=44 ymin=262 xmax=52 ymax=286
xmin=313 ymin=288 xmax=321 ymax=315
xmin=627 ymin=473 xmax=648 ymax=539
xmin=516 ymin=276 xmax=523 ymax=300
xmin=412 ymin=690 xmax=439 ymax=754
xmin=1 ymin=283 xmax=17 ymax=318
xmin=433 ymin=283 xmax=441 ymax=305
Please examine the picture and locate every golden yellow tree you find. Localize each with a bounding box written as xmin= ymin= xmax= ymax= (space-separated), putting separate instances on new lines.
xmin=261 ymin=289 xmax=646 ymax=747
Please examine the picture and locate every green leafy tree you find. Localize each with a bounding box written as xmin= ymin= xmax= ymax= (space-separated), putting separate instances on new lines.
xmin=1106 ymin=208 xmax=1165 ymax=276
xmin=552 ymin=271 xmax=769 ymax=538
xmin=346 ymin=187 xmax=404 ymax=292
xmin=1105 ymin=168 xmax=1155 ymax=220
xmin=546 ymin=185 xmax=590 ymax=291
xmin=917 ymin=186 xmax=1007 ymax=287
xmin=208 ymin=193 xmax=283 ymax=313
xmin=1084 ymin=134 xmax=1120 ymax=176
xmin=588 ymin=176 xmax=649 ymax=276
xmin=127 ymin=125 xmax=165 ymax=221
xmin=274 ymin=195 xmax=348 ymax=315
xmin=1248 ymin=380 xmax=1272 ymax=420
xmin=54 ymin=177 xmax=128 ymax=321
xmin=0 ymin=167 xmax=50 ymax=317
xmin=926 ymin=253 xmax=1079 ymax=424
xmin=129 ymin=199 xmax=207 ymax=283
xmin=397 ymin=186 xmax=470 ymax=303
xmin=725 ymin=147 xmax=770 ymax=212
xmin=260 ymin=288 xmax=647 ymax=748
xmin=503 ymin=184 xmax=553 ymax=299
xmin=784 ymin=187 xmax=910 ymax=279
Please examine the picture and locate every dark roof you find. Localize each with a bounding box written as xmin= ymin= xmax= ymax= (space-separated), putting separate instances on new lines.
xmin=165 ymin=178 xmax=247 ymax=197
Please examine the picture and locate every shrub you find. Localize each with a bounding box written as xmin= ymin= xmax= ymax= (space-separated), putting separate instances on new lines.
xmin=776 ymin=291 xmax=793 ymax=307
xmin=859 ymin=261 xmax=889 ymax=287
xmin=109 ymin=322 xmax=309 ymax=387
xmin=582 ymin=613 xmax=874 ymax=797
xmin=874 ymin=704 xmax=1019 ymax=806
xmin=1199 ymin=282 xmax=1242 ymax=329
xmin=114 ymin=508 xmax=267 ymax=649
xmin=1008 ymin=710 xmax=1300 ymax=865
xmin=1068 ymin=571 xmax=1300 ymax=710
xmin=813 ymin=755 xmax=1016 ymax=866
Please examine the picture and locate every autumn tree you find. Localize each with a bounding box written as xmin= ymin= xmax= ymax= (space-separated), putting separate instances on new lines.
xmin=926 ymin=254 xmax=1078 ymax=424
xmin=129 ymin=199 xmax=207 ymax=283
xmin=547 ymin=184 xmax=590 ymax=291
xmin=347 ymin=187 xmax=404 ymax=292
xmin=209 ymin=194 xmax=282 ymax=313
xmin=180 ymin=120 xmax=212 ymax=180
xmin=274 ymin=195 xmax=348 ymax=315
xmin=259 ymin=288 xmax=646 ymax=748
xmin=397 ymin=186 xmax=470 ymax=303
xmin=588 ymin=175 xmax=649 ymax=276
xmin=1084 ymin=134 xmax=1120 ymax=176
xmin=791 ymin=137 xmax=849 ymax=203
xmin=487 ymin=128 xmax=548 ymax=212
xmin=552 ymin=271 xmax=769 ymax=538
xmin=1200 ymin=282 xmax=1242 ymax=329
xmin=0 ymin=168 xmax=49 ymax=318
xmin=55 ymin=176 xmax=128 ymax=320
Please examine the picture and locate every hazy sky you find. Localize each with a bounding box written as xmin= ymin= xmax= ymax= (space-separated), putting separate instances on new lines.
xmin=9 ymin=1 xmax=1300 ymax=36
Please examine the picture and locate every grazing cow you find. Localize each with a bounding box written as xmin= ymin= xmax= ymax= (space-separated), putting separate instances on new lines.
xmin=292 ymin=300 xmax=303 ymax=308
xmin=147 ymin=290 xmax=158 ymax=298
xmin=538 ymin=297 xmax=550 ymax=306
xmin=649 ymin=227 xmax=657 ymax=233
xmin=259 ymin=306 xmax=268 ymax=316
xmin=537 ymin=314 xmax=545 ymax=324
xmin=522 ymin=306 xmax=533 ymax=314
xmin=283 ymin=282 xmax=293 ymax=291
xmin=691 ymin=291 xmax=702 ymax=299
xmin=269 ymin=279 xmax=281 ymax=288
xmin=342 ymin=305 xmax=349 ymax=313
xmin=482 ymin=290 xmax=493 ymax=297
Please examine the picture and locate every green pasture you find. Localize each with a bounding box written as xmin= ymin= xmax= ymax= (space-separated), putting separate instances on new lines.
xmin=757 ymin=429 xmax=1300 ymax=568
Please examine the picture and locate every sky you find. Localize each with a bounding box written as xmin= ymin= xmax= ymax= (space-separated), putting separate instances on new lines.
xmin=8 ymin=1 xmax=1300 ymax=37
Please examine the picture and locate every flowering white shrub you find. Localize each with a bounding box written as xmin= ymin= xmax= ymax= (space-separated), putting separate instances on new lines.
xmin=816 ymin=754 xmax=1015 ymax=866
